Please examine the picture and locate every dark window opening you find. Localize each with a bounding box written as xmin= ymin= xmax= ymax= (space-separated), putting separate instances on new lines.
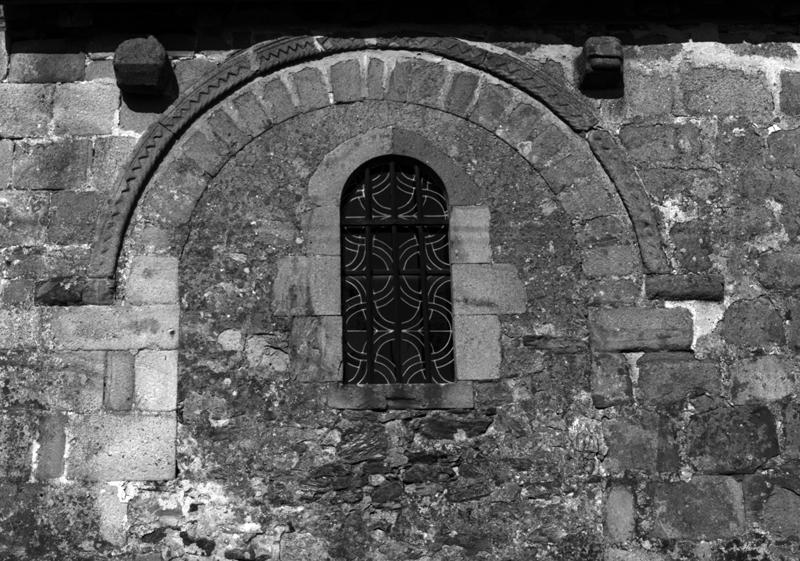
xmin=341 ymin=156 xmax=455 ymax=384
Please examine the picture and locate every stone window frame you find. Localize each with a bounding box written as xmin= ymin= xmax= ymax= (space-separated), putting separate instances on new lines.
xmin=272 ymin=126 xmax=527 ymax=410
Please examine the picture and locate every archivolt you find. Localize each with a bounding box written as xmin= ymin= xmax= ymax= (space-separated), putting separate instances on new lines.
xmin=87 ymin=36 xmax=668 ymax=302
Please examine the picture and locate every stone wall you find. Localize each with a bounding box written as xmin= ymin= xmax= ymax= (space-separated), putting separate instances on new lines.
xmin=1 ymin=12 xmax=800 ymax=561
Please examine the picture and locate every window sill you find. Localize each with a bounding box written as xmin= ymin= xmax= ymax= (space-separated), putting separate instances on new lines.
xmin=327 ymin=382 xmax=474 ymax=410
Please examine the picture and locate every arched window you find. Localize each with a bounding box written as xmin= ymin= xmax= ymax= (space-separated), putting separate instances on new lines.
xmin=341 ymin=156 xmax=455 ymax=384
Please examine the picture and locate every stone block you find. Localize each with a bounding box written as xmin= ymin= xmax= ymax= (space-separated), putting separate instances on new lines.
xmin=135 ymin=350 xmax=178 ymax=411
xmin=763 ymin=487 xmax=800 ymax=538
xmin=496 ymin=102 xmax=545 ymax=147
xmin=9 ymin=53 xmax=85 ymax=83
xmin=48 ymin=305 xmax=179 ymax=350
xmin=686 ymin=405 xmax=779 ymax=474
xmin=96 ymin=484 xmax=127 ymax=546
xmin=645 ymin=273 xmax=724 ymax=301
xmin=2 ymin=278 xmax=33 ymax=306
xmin=53 ymin=83 xmax=119 ymax=135
xmin=91 ymin=136 xmax=138 ymax=192
xmin=291 ymin=66 xmax=330 ymax=112
xmin=780 ymin=71 xmax=800 ymax=115
xmin=603 ymin=414 xmax=677 ymax=474
xmin=454 ymin=315 xmax=501 ymax=380
xmin=444 ymin=71 xmax=479 ymax=116
xmin=303 ymin=205 xmax=339 ymax=256
xmin=179 ymin=129 xmax=229 ymax=177
xmin=144 ymin=153 xmax=209 ymax=226
xmin=104 ymin=351 xmax=135 ymax=411
xmin=205 ymin=107 xmax=250 ymax=152
xmin=126 ymin=255 xmax=179 ymax=305
xmin=86 ymin=59 xmax=114 ymax=81
xmin=114 ymin=36 xmax=171 ymax=95
xmin=591 ymin=353 xmax=632 ymax=408
xmin=66 ymin=412 xmax=176 ymax=480
xmin=0 ymin=411 xmax=36 ymax=480
xmin=637 ymin=352 xmax=720 ymax=405
xmin=0 ymin=139 xmax=12 ymax=189
xmin=719 ymin=297 xmax=785 ymax=350
xmin=0 ymin=84 xmax=53 ymax=137
xmin=0 ymin=191 xmax=48 ymax=247
xmin=13 ymin=139 xmax=91 ymax=191
xmin=290 ymin=316 xmax=341 ymax=382
xmin=407 ymin=59 xmax=447 ymax=107
xmin=468 ymin=82 xmax=513 ymax=131
xmin=244 ymin=335 xmax=288 ymax=372
xmin=605 ymin=485 xmax=635 ymax=542
xmin=330 ymin=59 xmax=362 ymax=103
xmin=452 ymin=263 xmax=526 ymax=315
xmin=650 ymin=476 xmax=744 ymax=539
xmin=258 ymin=77 xmax=296 ymax=123
xmin=36 ymin=413 xmax=66 ymax=480
xmin=327 ymin=384 xmax=386 ymax=410
xmin=272 ymin=256 xmax=340 ymax=316
xmin=767 ymin=129 xmax=800 ymax=167
xmin=784 ymin=402 xmax=800 ymax=458
xmin=623 ymin=69 xmax=675 ymax=118
xmin=589 ymin=307 xmax=693 ymax=352
xmin=731 ymin=355 xmax=797 ymax=404
xmin=681 ymin=67 xmax=772 ymax=116
xmin=556 ymin=178 xmax=620 ymax=220
xmin=46 ymin=191 xmax=100 ymax=245
xmin=328 ymin=382 xmax=473 ymax=410
xmin=587 ymin=279 xmax=641 ymax=306
xmin=0 ymin=309 xmax=41 ymax=349
xmin=450 ymin=206 xmax=491 ymax=263
xmin=174 ymin=57 xmax=217 ymax=93
xmin=758 ymin=249 xmax=800 ymax=290
xmin=581 ymin=245 xmax=640 ymax=278
xmin=227 ymin=90 xmax=272 ymax=137
xmin=34 ymin=276 xmax=84 ymax=306
xmin=365 ymin=57 xmax=386 ymax=99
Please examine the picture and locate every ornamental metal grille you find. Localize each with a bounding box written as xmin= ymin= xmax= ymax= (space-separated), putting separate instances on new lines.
xmin=341 ymin=156 xmax=455 ymax=384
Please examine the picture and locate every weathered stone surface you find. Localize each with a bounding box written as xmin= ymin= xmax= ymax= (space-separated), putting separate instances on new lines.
xmin=450 ymin=205 xmax=491 ymax=263
xmin=104 ymin=350 xmax=134 ymax=411
xmin=227 ymin=90 xmax=272 ymax=137
xmin=445 ymin=71 xmax=479 ymax=116
xmin=645 ymin=274 xmax=724 ymax=301
xmin=719 ymin=297 xmax=785 ymax=350
xmin=637 ymin=352 xmax=720 ymax=405
xmin=763 ymin=487 xmax=800 ymax=538
xmin=91 ymin=136 xmax=138 ymax=192
xmin=780 ymin=70 xmax=800 ymax=115
xmin=603 ymin=414 xmax=678 ymax=473
xmin=452 ymin=263 xmax=526 ymax=315
xmin=0 ymin=411 xmax=36 ymax=480
xmin=784 ymin=402 xmax=800 ymax=459
xmin=758 ymin=249 xmax=800 ymax=290
xmin=591 ymin=353 xmax=632 ymax=408
xmin=257 ymin=77 xmax=296 ymax=123
xmin=605 ymin=485 xmax=634 ymax=542
xmin=0 ymin=191 xmax=49 ymax=246
xmin=731 ymin=355 xmax=798 ymax=404
xmin=291 ymin=66 xmax=329 ymax=111
xmin=0 ymin=350 xmax=104 ymax=411
xmin=205 ymin=108 xmax=250 ymax=152
xmin=272 ymin=256 xmax=340 ymax=316
xmin=134 ymin=350 xmax=177 ymax=411
xmin=9 ymin=53 xmax=85 ymax=83
xmin=290 ymin=316 xmax=342 ymax=382
xmin=650 ymin=476 xmax=744 ymax=539
xmin=365 ymin=57 xmax=385 ymax=99
xmin=589 ymin=307 xmax=693 ymax=352
xmin=66 ymin=412 xmax=176 ymax=480
xmin=53 ymin=83 xmax=119 ymax=135
xmin=330 ymin=59 xmax=362 ymax=103
xmin=0 ymin=84 xmax=53 ymax=137
xmin=0 ymin=309 xmax=41 ymax=349
xmin=47 ymin=191 xmax=100 ymax=244
xmin=48 ymin=305 xmax=179 ymax=350
xmin=328 ymin=382 xmax=473 ymax=410
xmin=13 ymin=139 xmax=91 ymax=191
xmin=581 ymin=245 xmax=640 ymax=278
xmin=687 ymin=405 xmax=779 ymax=473
xmin=681 ymin=67 xmax=773 ymax=116
xmin=468 ymin=82 xmax=513 ymax=130
xmin=126 ymin=256 xmax=179 ymax=305
xmin=36 ymin=413 xmax=66 ymax=480
xmin=454 ymin=315 xmax=501 ymax=380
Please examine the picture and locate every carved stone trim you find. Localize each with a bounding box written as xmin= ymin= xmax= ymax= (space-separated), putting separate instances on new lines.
xmin=88 ymin=35 xmax=668 ymax=302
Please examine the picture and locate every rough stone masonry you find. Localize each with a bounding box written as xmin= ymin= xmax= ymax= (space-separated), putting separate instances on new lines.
xmin=2 ymin=2 xmax=800 ymax=560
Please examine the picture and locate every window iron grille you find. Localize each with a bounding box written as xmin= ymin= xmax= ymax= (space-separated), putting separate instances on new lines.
xmin=341 ymin=156 xmax=455 ymax=384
